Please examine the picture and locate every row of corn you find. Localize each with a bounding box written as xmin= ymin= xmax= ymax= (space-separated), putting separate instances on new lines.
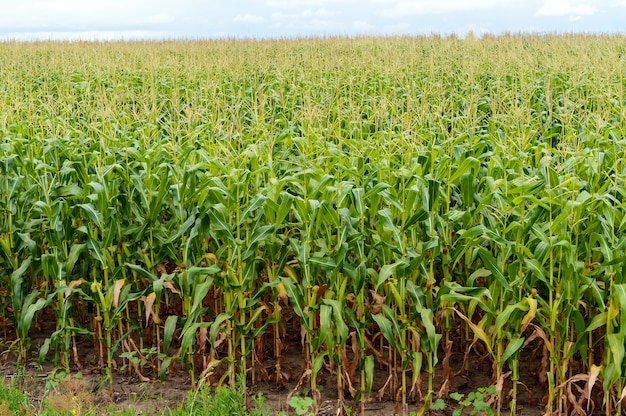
xmin=2 ymin=36 xmax=626 ymax=415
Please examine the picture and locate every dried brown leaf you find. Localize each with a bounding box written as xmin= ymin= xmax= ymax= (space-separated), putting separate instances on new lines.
xmin=376 ymin=373 xmax=393 ymax=401
xmin=112 ymin=279 xmax=125 ymax=309
xmin=162 ymin=280 xmax=180 ymax=295
xmin=196 ymin=326 xmax=208 ymax=352
xmin=585 ymin=365 xmax=600 ymax=413
xmin=437 ymin=340 xmax=454 ymax=398
xmin=64 ymin=279 xmax=84 ymax=300
xmin=277 ymin=283 xmax=288 ymax=305
xmin=143 ymin=292 xmax=156 ymax=327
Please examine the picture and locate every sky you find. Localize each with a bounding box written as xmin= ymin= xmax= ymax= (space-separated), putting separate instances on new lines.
xmin=0 ymin=0 xmax=625 ymax=41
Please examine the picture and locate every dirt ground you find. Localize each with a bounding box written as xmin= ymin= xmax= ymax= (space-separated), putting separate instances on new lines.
xmin=1 ymin=353 xmax=546 ymax=416
xmin=1 ymin=309 xmax=596 ymax=415
xmin=1 ymin=333 xmax=551 ymax=416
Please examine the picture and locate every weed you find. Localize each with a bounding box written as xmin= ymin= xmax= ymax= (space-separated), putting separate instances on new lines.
xmin=449 ymin=386 xmax=497 ymax=416
xmin=172 ymin=382 xmax=271 ymax=416
xmin=0 ymin=380 xmax=29 ymax=416
xmin=287 ymin=394 xmax=316 ymax=416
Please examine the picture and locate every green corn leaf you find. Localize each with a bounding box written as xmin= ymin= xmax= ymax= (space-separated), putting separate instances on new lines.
xmin=163 ymin=315 xmax=178 ymax=354
xmin=502 ymin=337 xmax=525 ymax=363
xmin=494 ymin=303 xmax=527 ymax=336
xmin=39 ymin=337 xmax=51 ymax=363
xmin=524 ymin=258 xmax=549 ymax=285
xmin=372 ymin=313 xmax=400 ymax=350
xmin=164 ymin=211 xmax=197 ymax=244
xmin=402 ymin=208 xmax=429 ymax=231
xmin=54 ymin=184 xmax=84 ymax=199
xmin=66 ymin=243 xmax=86 ymax=276
xmin=364 ymin=355 xmax=374 ymax=393
xmin=274 ymin=191 xmax=294 ymax=227
xmin=187 ymin=266 xmax=221 ymax=277
xmin=209 ymin=313 xmax=232 ymax=347
xmin=19 ymin=297 xmax=48 ymax=340
xmin=279 ymin=277 xmax=306 ymax=327
xmin=607 ymin=334 xmax=625 ymax=382
xmin=418 ymin=307 xmax=440 ymax=355
xmin=86 ymin=236 xmax=107 ymax=268
xmin=439 ymin=283 xmax=492 ymax=312
xmin=240 ymin=194 xmax=267 ymax=222
xmin=352 ymin=188 xmax=365 ymax=217
xmin=125 ymin=263 xmax=158 ymax=281
xmin=0 ymin=234 xmax=15 ymax=270
xmin=460 ymin=172 xmax=474 ymax=209
xmin=243 ymin=224 xmax=274 ymax=259
xmin=312 ymin=351 xmax=328 ymax=377
xmin=376 ymin=260 xmax=405 ymax=291
xmin=160 ymin=356 xmax=174 ymax=383
xmin=323 ymin=299 xmax=349 ymax=343
xmin=477 ymin=247 xmax=511 ymax=291
xmin=377 ymin=208 xmax=402 ymax=243
xmin=190 ymin=278 xmax=213 ymax=318
xmin=614 ymin=284 xmax=626 ymax=332
xmin=16 ymin=232 xmax=36 ymax=254
xmin=40 ymin=253 xmax=57 ymax=281
xmin=180 ymin=322 xmax=204 ymax=355
xmin=77 ymin=203 xmax=102 ymax=230
xmin=585 ymin=312 xmax=608 ymax=333
xmin=244 ymin=305 xmax=268 ymax=333
xmin=320 ymin=304 xmax=333 ymax=348
xmin=10 ymin=256 xmax=31 ymax=302
xmin=309 ymin=256 xmax=337 ymax=270
xmin=449 ymin=156 xmax=479 ymax=183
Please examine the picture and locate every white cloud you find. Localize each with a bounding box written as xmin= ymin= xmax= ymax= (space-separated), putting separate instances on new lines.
xmin=535 ymin=1 xmax=598 ymax=17
xmin=353 ymin=20 xmax=376 ymax=31
xmin=0 ymin=30 xmax=173 ymax=41
xmin=0 ymin=0 xmax=181 ymax=30
xmin=304 ymin=19 xmax=338 ymax=30
xmin=272 ymin=8 xmax=334 ymax=20
xmin=377 ymin=0 xmax=501 ymax=18
xmin=266 ymin=0 xmax=356 ymax=8
xmin=233 ymin=14 xmax=265 ymax=23
xmin=303 ymin=8 xmax=335 ymax=18
xmin=0 ymin=0 xmax=622 ymax=41
xmin=383 ymin=22 xmax=411 ymax=32
xmin=277 ymin=18 xmax=342 ymax=32
xmin=148 ymin=14 xmax=175 ymax=25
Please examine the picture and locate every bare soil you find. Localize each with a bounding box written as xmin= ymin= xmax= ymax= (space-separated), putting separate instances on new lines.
xmin=0 ymin=321 xmax=554 ymax=416
xmin=1 ymin=349 xmax=546 ymax=416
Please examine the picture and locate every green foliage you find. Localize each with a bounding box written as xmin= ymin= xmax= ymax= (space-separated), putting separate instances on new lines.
xmin=0 ymin=381 xmax=30 ymax=415
xmin=172 ymin=383 xmax=271 ymax=416
xmin=1 ymin=35 xmax=626 ymax=415
xmin=288 ymin=394 xmax=316 ymax=416
xmin=450 ymin=386 xmax=497 ymax=416
xmin=431 ymin=399 xmax=446 ymax=411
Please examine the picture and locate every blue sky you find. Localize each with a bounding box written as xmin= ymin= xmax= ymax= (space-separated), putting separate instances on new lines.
xmin=0 ymin=0 xmax=624 ymax=41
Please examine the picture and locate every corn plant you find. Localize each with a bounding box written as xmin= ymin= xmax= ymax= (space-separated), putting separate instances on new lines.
xmin=2 ymin=35 xmax=626 ymax=416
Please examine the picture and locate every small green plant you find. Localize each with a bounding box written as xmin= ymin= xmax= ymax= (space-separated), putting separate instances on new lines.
xmin=288 ymin=394 xmax=316 ymax=416
xmin=431 ymin=398 xmax=446 ymax=411
xmin=40 ymin=373 xmax=95 ymax=416
xmin=449 ymin=385 xmax=496 ymax=416
xmin=173 ymin=381 xmax=272 ymax=416
xmin=0 ymin=380 xmax=30 ymax=415
xmin=119 ymin=351 xmax=147 ymax=373
xmin=43 ymin=369 xmax=69 ymax=393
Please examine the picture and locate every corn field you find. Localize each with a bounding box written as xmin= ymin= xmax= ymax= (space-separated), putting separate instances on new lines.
xmin=1 ymin=35 xmax=626 ymax=415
